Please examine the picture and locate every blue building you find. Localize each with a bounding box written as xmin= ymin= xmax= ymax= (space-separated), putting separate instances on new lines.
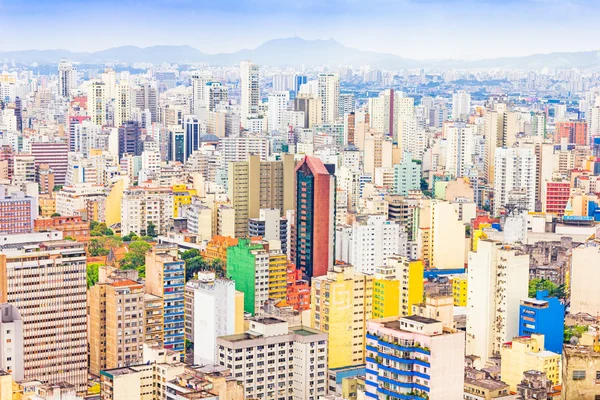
xmin=519 ymin=290 xmax=565 ymax=354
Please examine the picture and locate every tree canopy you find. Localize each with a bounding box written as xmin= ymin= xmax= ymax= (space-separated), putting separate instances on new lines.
xmin=528 ymin=278 xmax=566 ymax=299
xmin=120 ymin=240 xmax=152 ymax=277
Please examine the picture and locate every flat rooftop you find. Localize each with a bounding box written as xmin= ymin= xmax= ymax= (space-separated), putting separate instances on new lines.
xmin=465 ymin=377 xmax=508 ymax=391
xmin=402 ymin=315 xmax=439 ymax=324
xmin=250 ymin=317 xmax=285 ymax=325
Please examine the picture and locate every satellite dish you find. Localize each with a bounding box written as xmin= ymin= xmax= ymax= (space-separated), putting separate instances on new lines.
xmin=570 ymin=336 xmax=579 ymax=345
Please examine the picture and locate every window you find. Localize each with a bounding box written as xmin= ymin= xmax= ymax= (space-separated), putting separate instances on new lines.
xmin=596 ymin=371 xmax=600 ymax=380
xmin=573 ymin=370 xmax=586 ymax=380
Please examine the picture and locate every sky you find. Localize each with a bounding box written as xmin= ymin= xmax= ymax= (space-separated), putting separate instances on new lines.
xmin=0 ymin=0 xmax=598 ymax=59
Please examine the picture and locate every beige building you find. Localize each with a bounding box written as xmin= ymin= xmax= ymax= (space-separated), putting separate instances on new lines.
xmin=100 ymin=345 xmax=185 ymax=400
xmin=88 ymin=278 xmax=146 ymax=377
xmin=570 ymin=244 xmax=600 ymax=316
xmin=500 ymin=334 xmax=561 ymax=392
xmin=562 ymin=344 xmax=600 ymax=400
xmin=418 ymin=199 xmax=467 ymax=269
xmin=0 ymin=232 xmax=87 ymax=392
xmin=227 ymin=154 xmax=295 ymax=237
xmin=363 ymin=132 xmax=393 ymax=177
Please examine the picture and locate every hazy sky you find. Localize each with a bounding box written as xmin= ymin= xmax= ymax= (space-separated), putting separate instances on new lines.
xmin=0 ymin=0 xmax=598 ymax=59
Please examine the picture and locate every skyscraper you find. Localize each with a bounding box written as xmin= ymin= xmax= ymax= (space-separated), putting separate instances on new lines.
xmin=295 ymin=156 xmax=335 ymax=279
xmin=114 ymin=82 xmax=131 ymax=128
xmin=145 ymin=245 xmax=185 ymax=356
xmin=0 ymin=231 xmax=88 ymax=391
xmin=58 ymin=60 xmax=76 ymax=98
xmin=452 ymin=90 xmax=471 ymax=120
xmin=317 ymin=73 xmax=340 ymax=123
xmin=267 ymin=91 xmax=289 ymax=132
xmin=118 ymin=121 xmax=142 ymax=159
xmin=493 ymin=147 xmax=536 ymax=215
xmin=88 ymin=81 xmax=106 ymax=126
xmin=240 ymin=61 xmax=259 ymax=128
xmin=191 ymin=70 xmax=212 ymax=118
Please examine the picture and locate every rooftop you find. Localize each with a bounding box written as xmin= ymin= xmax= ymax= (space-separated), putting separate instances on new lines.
xmin=464 ymin=377 xmax=509 ymax=391
xmin=402 ymin=315 xmax=439 ymax=324
xmin=250 ymin=317 xmax=285 ymax=325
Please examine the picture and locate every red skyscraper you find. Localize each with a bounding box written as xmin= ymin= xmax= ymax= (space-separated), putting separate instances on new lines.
xmin=295 ymin=156 xmax=335 ymax=279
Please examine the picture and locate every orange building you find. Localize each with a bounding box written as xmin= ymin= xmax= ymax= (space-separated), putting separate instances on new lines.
xmin=286 ymin=263 xmax=310 ymax=312
xmin=34 ymin=215 xmax=90 ymax=241
xmin=202 ymin=235 xmax=239 ymax=263
xmin=555 ymin=121 xmax=588 ymax=145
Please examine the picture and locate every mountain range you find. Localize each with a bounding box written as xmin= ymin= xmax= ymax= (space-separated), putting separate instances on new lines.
xmin=1 ymin=37 xmax=600 ymax=69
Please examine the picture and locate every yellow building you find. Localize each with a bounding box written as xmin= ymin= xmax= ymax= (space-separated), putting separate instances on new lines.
xmin=268 ymin=253 xmax=287 ymax=300
xmin=172 ymin=184 xmax=197 ymax=218
xmin=472 ymin=223 xmax=490 ymax=251
xmin=452 ymin=274 xmax=468 ymax=306
xmin=372 ymin=257 xmax=424 ymax=319
xmin=39 ymin=194 xmax=56 ymax=217
xmin=311 ymin=263 xmax=373 ymax=369
xmin=235 ymin=291 xmax=244 ymax=334
xmin=500 ymin=334 xmax=561 ymax=391
xmin=105 ymin=177 xmax=127 ymax=226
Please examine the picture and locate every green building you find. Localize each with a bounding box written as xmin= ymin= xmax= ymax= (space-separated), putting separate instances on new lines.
xmin=226 ymin=239 xmax=269 ymax=315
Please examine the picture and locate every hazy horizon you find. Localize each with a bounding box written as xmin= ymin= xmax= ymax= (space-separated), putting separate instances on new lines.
xmin=1 ymin=0 xmax=599 ymax=60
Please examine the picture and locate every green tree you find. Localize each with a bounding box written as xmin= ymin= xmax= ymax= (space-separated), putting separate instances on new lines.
xmin=185 ymin=339 xmax=194 ymax=351
xmin=147 ymin=222 xmax=157 ymax=238
xmin=212 ymin=258 xmax=226 ymax=278
xmin=185 ymin=256 xmax=209 ymax=281
xmin=528 ymin=278 xmax=566 ymax=299
xmin=87 ymin=263 xmax=101 ymax=288
xmin=564 ymin=324 xmax=588 ymax=343
xmin=120 ymin=240 xmax=152 ymax=277
xmin=53 ymin=185 xmax=63 ymax=192
xmin=51 ymin=212 xmax=61 ymax=217
xmin=181 ymin=249 xmax=201 ymax=260
xmin=420 ymin=178 xmax=428 ymax=191
xmin=122 ymin=232 xmax=138 ymax=242
xmin=64 ymin=236 xmax=76 ymax=241
xmin=87 ymin=238 xmax=110 ymax=257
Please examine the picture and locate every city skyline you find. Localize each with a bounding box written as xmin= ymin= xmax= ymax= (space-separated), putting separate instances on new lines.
xmin=1 ymin=0 xmax=599 ymax=59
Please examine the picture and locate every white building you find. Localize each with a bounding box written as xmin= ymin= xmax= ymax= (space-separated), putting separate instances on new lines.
xmin=216 ymin=317 xmax=328 ymax=400
xmin=191 ymin=70 xmax=212 ymax=119
xmin=240 ymin=61 xmax=260 ymax=128
xmin=452 ymin=90 xmax=471 ymax=120
xmin=444 ymin=122 xmax=478 ymax=177
xmin=121 ymin=186 xmax=173 ymax=236
xmin=267 ymin=91 xmax=290 ymax=133
xmin=220 ymin=135 xmax=269 ymax=165
xmin=466 ymin=240 xmax=529 ymax=366
xmin=113 ymin=82 xmax=131 ymax=128
xmin=366 ymin=316 xmax=465 ymax=399
xmin=182 ymin=201 xmax=213 ymax=240
xmin=338 ymin=214 xmax=404 ymax=274
xmin=0 ymin=303 xmax=24 ymax=381
xmin=186 ymin=276 xmax=238 ymax=365
xmin=317 ymin=73 xmax=340 ymax=123
xmin=58 ymin=60 xmax=76 ymax=98
xmin=88 ymin=81 xmax=107 ymax=126
xmin=570 ymin=243 xmax=600 ymax=316
xmin=493 ymin=147 xmax=536 ymax=216
xmin=55 ymin=183 xmax=107 ymax=217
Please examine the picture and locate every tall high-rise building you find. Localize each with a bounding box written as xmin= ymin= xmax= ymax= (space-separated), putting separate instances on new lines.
xmin=191 ymin=70 xmax=212 ymax=118
xmin=132 ymin=82 xmax=158 ymax=122
xmin=555 ymin=120 xmax=588 ymax=145
xmin=467 ymin=240 xmax=529 ymax=365
xmin=227 ymin=154 xmax=295 ymax=238
xmin=206 ymin=81 xmax=228 ymax=112
xmin=317 ymin=73 xmax=340 ymax=123
xmin=295 ymin=156 xmax=335 ymax=279
xmin=0 ymin=303 xmax=24 ymax=381
xmin=31 ymin=141 xmax=69 ymax=185
xmin=294 ymin=93 xmax=322 ymax=128
xmin=0 ymin=231 xmax=87 ymax=391
xmin=226 ymin=238 xmax=270 ymax=315
xmin=88 ymin=277 xmax=145 ymax=376
xmin=267 ymin=91 xmax=289 ymax=132
xmin=240 ymin=61 xmax=259 ymax=128
xmin=118 ymin=121 xmax=142 ymax=159
xmin=114 ymin=82 xmax=131 ymax=128
xmin=185 ymin=276 xmax=243 ymax=365
xmin=145 ymin=245 xmax=185 ymax=356
xmin=58 ymin=60 xmax=76 ymax=98
xmin=493 ymin=147 xmax=536 ymax=215
xmin=311 ymin=264 xmax=372 ymax=369
xmin=88 ymin=81 xmax=106 ymax=126
xmin=182 ymin=115 xmax=201 ymax=163
xmin=452 ymin=90 xmax=471 ymax=120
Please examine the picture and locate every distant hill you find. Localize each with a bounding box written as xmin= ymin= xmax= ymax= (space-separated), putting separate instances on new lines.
xmin=1 ymin=38 xmax=600 ymax=69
